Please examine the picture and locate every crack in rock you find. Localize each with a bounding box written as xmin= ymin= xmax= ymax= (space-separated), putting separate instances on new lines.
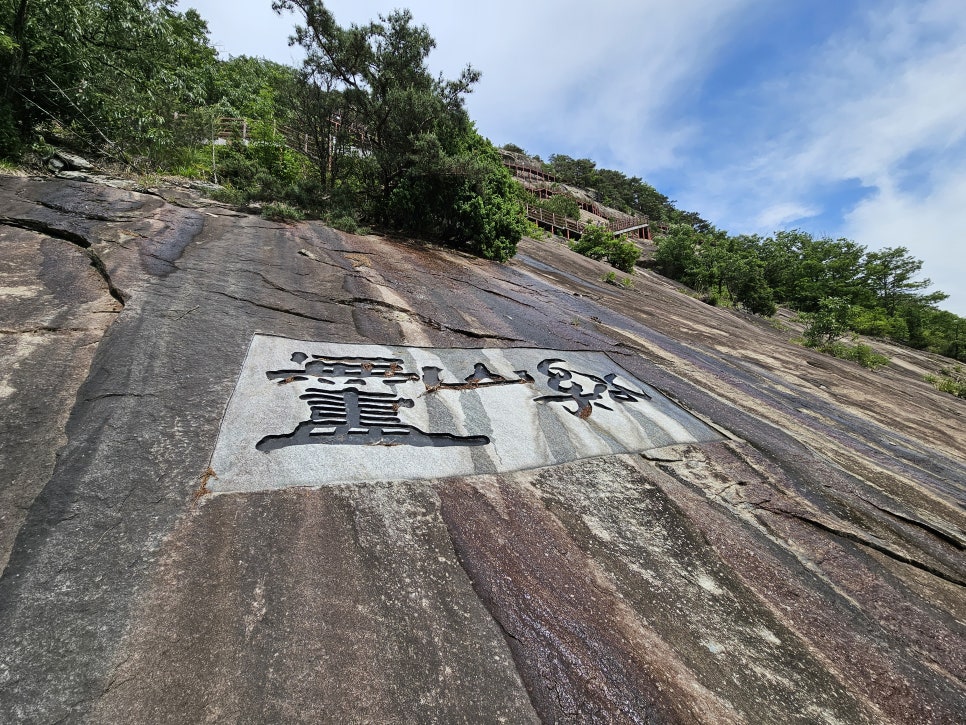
xmin=0 ymin=216 xmax=126 ymax=307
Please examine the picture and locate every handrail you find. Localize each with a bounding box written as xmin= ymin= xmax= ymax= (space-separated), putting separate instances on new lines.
xmin=501 ymin=154 xmax=649 ymax=234
xmin=525 ymin=205 xmax=584 ymax=236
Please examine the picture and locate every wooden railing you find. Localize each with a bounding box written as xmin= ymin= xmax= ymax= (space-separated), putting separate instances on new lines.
xmin=526 ymin=205 xmax=585 ymax=238
xmin=525 ymin=204 xmax=653 ymax=242
xmin=502 ymin=151 xmax=650 ymax=238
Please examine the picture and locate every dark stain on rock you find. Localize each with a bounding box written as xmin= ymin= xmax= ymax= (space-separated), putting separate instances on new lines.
xmin=438 ymin=475 xmax=721 ymax=724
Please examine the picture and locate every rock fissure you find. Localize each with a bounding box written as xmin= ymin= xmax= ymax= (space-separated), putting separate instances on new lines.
xmin=0 ymin=326 xmax=93 ymax=334
xmin=1 ymin=215 xmax=93 ymax=247
xmin=0 ymin=215 xmax=126 ymax=307
xmin=769 ymin=508 xmax=966 ymax=588
xmin=210 ymin=289 xmax=338 ymax=324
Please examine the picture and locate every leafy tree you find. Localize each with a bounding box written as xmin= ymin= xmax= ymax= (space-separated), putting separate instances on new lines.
xmin=803 ymin=297 xmax=853 ymax=347
xmin=387 ymin=128 xmax=526 ymax=261
xmin=669 ymin=208 xmax=712 ymax=233
xmin=548 ymin=154 xmax=597 ymax=189
xmin=928 ymin=310 xmax=966 ymax=361
xmin=861 ymin=246 xmax=947 ymax=314
xmin=653 ymin=224 xmax=700 ymax=283
xmin=571 ymin=225 xmax=639 ymax=272
xmin=274 ymin=1 xmax=526 ymax=258
xmin=657 ymin=227 xmax=775 ymax=315
xmin=759 ymin=230 xmax=866 ymax=311
xmin=275 ymin=3 xmax=477 ymax=209
xmin=1 ymin=0 xmax=216 ymax=160
xmin=533 ymin=193 xmax=580 ymax=220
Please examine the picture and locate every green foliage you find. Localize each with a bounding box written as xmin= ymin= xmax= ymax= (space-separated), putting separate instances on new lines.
xmin=851 ymin=306 xmax=907 ymax=339
xmin=603 ymin=271 xmax=633 ymax=288
xmin=271 ymin=2 xmax=525 ymax=260
xmin=546 ymin=153 xmax=707 ymax=228
xmin=799 ymin=297 xmax=889 ymax=369
xmin=2 ymin=0 xmax=217 ymax=160
xmin=759 ymin=230 xmax=867 ymax=312
xmin=862 ymin=246 xmax=946 ymax=314
xmin=330 ymin=215 xmax=359 ymax=233
xmin=654 ymin=225 xmax=700 ymax=281
xmin=803 ymin=297 xmax=853 ymax=347
xmin=571 ymin=225 xmax=639 ymax=272
xmin=652 ymin=223 xmax=964 ymax=355
xmin=208 ymin=186 xmax=247 ymax=205
xmin=924 ymin=366 xmax=966 ymax=398
xmin=845 ymin=343 xmax=890 ymax=370
xmin=654 ymin=226 xmax=775 ymax=315
xmin=385 ymin=129 xmax=527 ymax=261
xmin=532 ymin=193 xmax=580 ymax=220
xmin=210 ymin=57 xmax=298 ymax=124
xmin=0 ymin=102 xmax=19 ymax=157
xmin=525 ymin=220 xmax=547 ymax=240
xmin=261 ymin=201 xmax=304 ymax=222
xmin=814 ymin=342 xmax=890 ymax=370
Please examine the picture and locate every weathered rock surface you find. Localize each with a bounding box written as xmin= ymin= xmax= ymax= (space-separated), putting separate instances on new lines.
xmin=0 ymin=174 xmax=963 ymax=723
xmin=45 ymin=151 xmax=94 ymax=174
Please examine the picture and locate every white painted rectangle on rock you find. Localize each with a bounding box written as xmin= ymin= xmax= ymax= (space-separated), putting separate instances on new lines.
xmin=208 ymin=335 xmax=722 ymax=491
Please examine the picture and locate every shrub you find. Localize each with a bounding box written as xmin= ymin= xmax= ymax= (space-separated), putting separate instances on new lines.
xmin=924 ymin=365 xmax=966 ymax=398
xmin=262 ymin=202 xmax=304 ymax=223
xmin=572 ymin=225 xmax=640 ymax=272
xmin=814 ymin=342 xmax=890 ymax=370
xmin=209 ymin=186 xmax=247 ymax=206
xmin=603 ymin=271 xmax=632 ymax=288
xmin=803 ymin=297 xmax=852 ymax=347
xmin=330 ymin=215 xmax=359 ymax=234
xmin=843 ymin=343 xmax=890 ymax=370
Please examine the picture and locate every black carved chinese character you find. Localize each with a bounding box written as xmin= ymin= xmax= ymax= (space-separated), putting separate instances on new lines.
xmin=421 ymin=362 xmax=533 ymax=391
xmin=257 ymin=352 xmax=491 ymax=452
xmin=533 ymin=358 xmax=651 ymax=419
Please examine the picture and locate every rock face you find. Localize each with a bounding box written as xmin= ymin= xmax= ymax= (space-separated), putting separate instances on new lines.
xmin=0 ymin=175 xmax=963 ymax=724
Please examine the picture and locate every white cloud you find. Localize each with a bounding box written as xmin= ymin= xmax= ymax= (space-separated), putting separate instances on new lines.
xmin=844 ymin=169 xmax=966 ymax=316
xmin=754 ymin=202 xmax=819 ymax=230
xmin=678 ymin=0 xmax=966 ymax=314
xmin=184 ymin=0 xmax=757 ymax=172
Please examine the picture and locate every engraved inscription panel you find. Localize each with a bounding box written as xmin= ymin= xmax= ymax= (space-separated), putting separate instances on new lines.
xmin=208 ymin=335 xmax=722 ymax=491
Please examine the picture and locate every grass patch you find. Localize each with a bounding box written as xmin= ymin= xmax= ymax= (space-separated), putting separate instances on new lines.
xmin=603 ymin=270 xmax=633 ymax=288
xmin=924 ymin=365 xmax=966 ymax=398
xmin=209 ymin=186 xmax=247 ymax=205
xmin=809 ymin=341 xmax=890 ymax=370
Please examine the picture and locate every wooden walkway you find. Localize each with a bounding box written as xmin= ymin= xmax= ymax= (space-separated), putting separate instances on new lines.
xmin=525 ymin=205 xmax=649 ymax=241
xmin=501 ymin=150 xmax=651 ymax=239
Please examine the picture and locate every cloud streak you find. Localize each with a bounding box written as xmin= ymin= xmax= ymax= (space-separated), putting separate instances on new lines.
xmin=673 ymin=0 xmax=966 ymax=312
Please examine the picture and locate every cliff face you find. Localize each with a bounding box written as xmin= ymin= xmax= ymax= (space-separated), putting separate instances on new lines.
xmin=0 ymin=175 xmax=963 ymax=724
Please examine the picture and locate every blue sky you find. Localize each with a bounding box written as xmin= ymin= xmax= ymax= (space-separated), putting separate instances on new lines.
xmin=181 ymin=0 xmax=966 ymax=315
